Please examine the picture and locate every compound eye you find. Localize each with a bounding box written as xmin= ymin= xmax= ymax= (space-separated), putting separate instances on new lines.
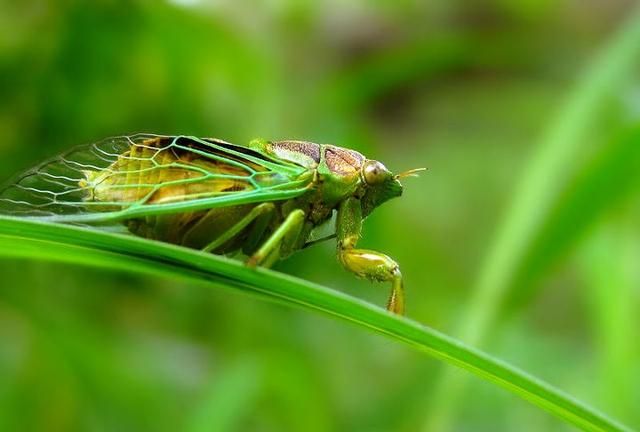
xmin=363 ymin=160 xmax=390 ymax=185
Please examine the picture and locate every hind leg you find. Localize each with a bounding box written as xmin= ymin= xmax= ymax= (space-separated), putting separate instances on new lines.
xmin=199 ymin=203 xmax=276 ymax=253
xmin=246 ymin=209 xmax=305 ymax=268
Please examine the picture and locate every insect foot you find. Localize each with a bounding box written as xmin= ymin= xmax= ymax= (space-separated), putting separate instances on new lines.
xmin=337 ymin=248 xmax=405 ymax=315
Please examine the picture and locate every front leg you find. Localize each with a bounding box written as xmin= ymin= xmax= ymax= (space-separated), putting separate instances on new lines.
xmin=336 ymin=197 xmax=405 ymax=315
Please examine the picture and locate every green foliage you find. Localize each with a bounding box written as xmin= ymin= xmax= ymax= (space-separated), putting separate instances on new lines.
xmin=0 ymin=215 xmax=630 ymax=432
xmin=1 ymin=1 xmax=639 ymax=431
xmin=427 ymin=5 xmax=640 ymax=428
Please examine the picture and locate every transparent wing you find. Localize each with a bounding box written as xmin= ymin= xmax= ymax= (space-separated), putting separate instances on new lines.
xmin=0 ymin=134 xmax=312 ymax=225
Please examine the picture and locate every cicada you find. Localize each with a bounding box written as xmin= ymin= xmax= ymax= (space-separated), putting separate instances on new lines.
xmin=0 ymin=135 xmax=424 ymax=314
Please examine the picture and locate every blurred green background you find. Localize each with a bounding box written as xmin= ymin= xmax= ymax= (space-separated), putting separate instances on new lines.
xmin=1 ymin=1 xmax=639 ymax=431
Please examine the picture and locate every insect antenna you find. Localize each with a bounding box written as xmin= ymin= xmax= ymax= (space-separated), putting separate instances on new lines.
xmin=395 ymin=167 xmax=427 ymax=179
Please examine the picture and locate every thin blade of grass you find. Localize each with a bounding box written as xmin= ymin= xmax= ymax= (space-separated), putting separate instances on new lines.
xmin=0 ymin=215 xmax=630 ymax=432
xmin=580 ymin=220 xmax=639 ymax=424
xmin=425 ymin=6 xmax=640 ymax=430
xmin=508 ymin=127 xmax=640 ymax=307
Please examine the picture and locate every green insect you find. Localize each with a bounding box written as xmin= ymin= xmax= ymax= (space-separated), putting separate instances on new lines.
xmin=0 ymin=135 xmax=424 ymax=314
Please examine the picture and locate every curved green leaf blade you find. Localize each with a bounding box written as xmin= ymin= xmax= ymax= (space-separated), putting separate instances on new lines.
xmin=509 ymin=127 xmax=640 ymax=307
xmin=0 ymin=215 xmax=629 ymax=432
xmin=426 ymin=5 xmax=640 ymax=430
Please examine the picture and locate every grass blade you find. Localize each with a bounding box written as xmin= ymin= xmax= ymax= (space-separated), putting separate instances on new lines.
xmin=426 ymin=6 xmax=640 ymax=430
xmin=580 ymin=221 xmax=639 ymax=424
xmin=506 ymin=127 xmax=640 ymax=307
xmin=0 ymin=215 xmax=630 ymax=432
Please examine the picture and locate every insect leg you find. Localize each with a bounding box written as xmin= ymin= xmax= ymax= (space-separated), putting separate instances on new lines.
xmin=241 ymin=206 xmax=277 ymax=256
xmin=247 ymin=209 xmax=305 ymax=268
xmin=336 ymin=197 xmax=404 ymax=315
xmin=201 ymin=203 xmax=276 ymax=253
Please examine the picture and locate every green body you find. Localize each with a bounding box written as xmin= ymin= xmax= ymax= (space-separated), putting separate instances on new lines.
xmin=0 ymin=135 xmax=415 ymax=313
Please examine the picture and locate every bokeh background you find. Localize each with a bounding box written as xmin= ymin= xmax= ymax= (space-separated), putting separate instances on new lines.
xmin=1 ymin=1 xmax=639 ymax=431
